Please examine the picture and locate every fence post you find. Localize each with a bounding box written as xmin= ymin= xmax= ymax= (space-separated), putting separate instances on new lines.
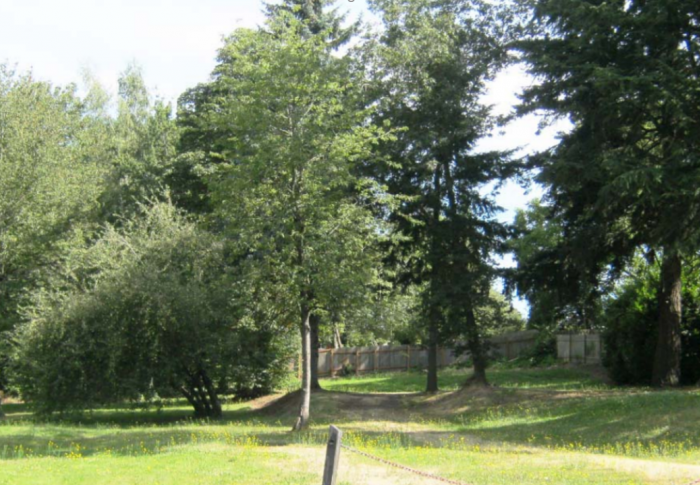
xmin=406 ymin=345 xmax=411 ymax=371
xmin=583 ymin=334 xmax=587 ymax=364
xmin=374 ymin=348 xmax=378 ymax=373
xmin=569 ymin=333 xmax=573 ymax=364
xmin=355 ymin=349 xmax=360 ymax=376
xmin=322 ymin=426 xmax=343 ymax=485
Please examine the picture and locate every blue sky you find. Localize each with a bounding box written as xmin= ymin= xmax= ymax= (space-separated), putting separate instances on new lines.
xmin=0 ymin=0 xmax=569 ymax=315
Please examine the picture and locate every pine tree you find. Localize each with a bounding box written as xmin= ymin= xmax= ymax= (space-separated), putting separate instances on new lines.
xmin=366 ymin=0 xmax=514 ymax=389
xmin=515 ymin=0 xmax=700 ymax=386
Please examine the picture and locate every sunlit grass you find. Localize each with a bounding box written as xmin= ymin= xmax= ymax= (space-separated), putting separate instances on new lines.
xmin=1 ymin=367 xmax=699 ymax=484
xmin=321 ymin=366 xmax=608 ymax=393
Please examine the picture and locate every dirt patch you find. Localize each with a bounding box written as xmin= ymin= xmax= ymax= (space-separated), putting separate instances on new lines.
xmin=272 ymin=445 xmax=461 ymax=485
xmin=586 ymin=454 xmax=700 ymax=482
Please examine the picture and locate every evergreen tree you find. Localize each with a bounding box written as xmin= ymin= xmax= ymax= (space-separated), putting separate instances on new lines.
xmin=365 ymin=0 xmax=514 ymax=390
xmin=515 ymin=0 xmax=700 ymax=386
xmin=264 ymin=0 xmax=356 ymax=46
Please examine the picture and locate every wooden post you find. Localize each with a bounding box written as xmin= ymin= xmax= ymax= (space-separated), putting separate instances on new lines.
xmin=355 ymin=349 xmax=360 ymax=376
xmin=569 ymin=333 xmax=573 ymax=364
xmin=322 ymin=426 xmax=343 ymax=485
xmin=406 ymin=345 xmax=411 ymax=371
xmin=374 ymin=348 xmax=378 ymax=373
xmin=583 ymin=334 xmax=587 ymax=364
xmin=330 ymin=348 xmax=335 ymax=378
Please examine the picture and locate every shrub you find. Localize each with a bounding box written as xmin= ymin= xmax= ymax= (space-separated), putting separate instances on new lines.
xmin=602 ymin=267 xmax=700 ymax=386
xmin=11 ymin=202 xmax=293 ymax=417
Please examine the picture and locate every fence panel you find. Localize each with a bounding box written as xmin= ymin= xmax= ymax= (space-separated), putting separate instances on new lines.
xmin=556 ymin=333 xmax=602 ymax=364
xmin=308 ymin=330 xmax=539 ymax=377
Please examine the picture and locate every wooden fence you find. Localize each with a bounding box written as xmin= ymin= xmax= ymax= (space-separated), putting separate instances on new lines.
xmin=305 ymin=330 xmax=539 ymax=378
xmin=556 ymin=333 xmax=602 ymax=364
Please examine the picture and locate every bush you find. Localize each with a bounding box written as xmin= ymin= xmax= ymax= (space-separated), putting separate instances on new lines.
xmin=11 ymin=202 xmax=293 ymax=417
xmin=602 ymin=268 xmax=700 ymax=386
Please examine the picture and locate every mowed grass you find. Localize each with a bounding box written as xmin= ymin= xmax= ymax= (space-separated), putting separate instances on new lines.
xmin=321 ymin=365 xmax=608 ymax=393
xmin=1 ymin=366 xmax=699 ymax=485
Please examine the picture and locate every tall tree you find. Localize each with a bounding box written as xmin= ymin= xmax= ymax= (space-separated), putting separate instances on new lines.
xmin=264 ymin=0 xmax=357 ymax=391
xmin=515 ymin=0 xmax=700 ymax=386
xmin=264 ymin=0 xmax=356 ymax=45
xmin=197 ymin=12 xmax=389 ymax=429
xmin=365 ymin=0 xmax=514 ymax=390
xmin=0 ymin=67 xmax=107 ymax=411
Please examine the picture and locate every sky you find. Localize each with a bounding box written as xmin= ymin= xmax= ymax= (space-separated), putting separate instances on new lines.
xmin=0 ymin=0 xmax=568 ymax=315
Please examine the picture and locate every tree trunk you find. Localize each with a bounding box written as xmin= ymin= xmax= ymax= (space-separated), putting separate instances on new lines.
xmin=652 ymin=251 xmax=682 ymax=387
xmin=333 ymin=322 xmax=343 ymax=348
xmin=200 ymin=369 xmax=223 ymax=419
xmin=180 ymin=385 xmax=206 ymax=418
xmin=310 ymin=313 xmax=322 ymax=390
xmin=292 ymin=304 xmax=312 ymax=431
xmin=464 ymin=302 xmax=488 ymax=386
xmin=426 ymin=316 xmax=439 ymax=393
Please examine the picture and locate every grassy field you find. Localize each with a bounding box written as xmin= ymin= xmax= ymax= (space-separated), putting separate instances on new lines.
xmin=1 ymin=366 xmax=699 ymax=485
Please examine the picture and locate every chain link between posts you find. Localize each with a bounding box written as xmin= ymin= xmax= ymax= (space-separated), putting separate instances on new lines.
xmin=341 ymin=443 xmax=700 ymax=485
xmin=340 ymin=444 xmax=474 ymax=485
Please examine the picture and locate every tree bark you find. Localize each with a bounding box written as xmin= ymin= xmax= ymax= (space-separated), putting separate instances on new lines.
xmin=464 ymin=302 xmax=488 ymax=386
xmin=652 ymin=251 xmax=682 ymax=387
xmin=292 ymin=303 xmax=312 ymax=431
xmin=332 ymin=322 xmax=343 ymax=348
xmin=200 ymin=369 xmax=223 ymax=418
xmin=426 ymin=314 xmax=439 ymax=393
xmin=180 ymin=385 xmax=206 ymax=418
xmin=310 ymin=313 xmax=322 ymax=390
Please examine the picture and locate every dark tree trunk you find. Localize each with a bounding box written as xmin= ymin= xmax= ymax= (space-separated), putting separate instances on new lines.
xmin=426 ymin=313 xmax=439 ymax=393
xmin=464 ymin=302 xmax=488 ymax=386
xmin=200 ymin=369 xmax=223 ymax=418
xmin=180 ymin=386 xmax=205 ymax=417
xmin=652 ymin=251 xmax=682 ymax=387
xmin=178 ymin=368 xmax=222 ymax=419
xmin=292 ymin=302 xmax=312 ymax=431
xmin=310 ymin=313 xmax=322 ymax=390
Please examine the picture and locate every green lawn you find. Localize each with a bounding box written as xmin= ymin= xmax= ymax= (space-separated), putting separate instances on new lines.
xmin=1 ymin=366 xmax=699 ymax=485
xmin=321 ymin=366 xmax=608 ymax=392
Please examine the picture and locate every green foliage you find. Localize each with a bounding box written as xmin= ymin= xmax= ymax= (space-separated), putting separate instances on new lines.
xmin=98 ymin=65 xmax=181 ymax=221
xmin=264 ymin=0 xmax=357 ymax=46
xmin=515 ymin=0 xmax=700 ymax=385
xmin=0 ymin=66 xmax=106 ymax=326
xmin=509 ymin=199 xmax=602 ymax=330
xmin=173 ymin=10 xmax=394 ymax=426
xmin=0 ymin=66 xmax=110 ymax=393
xmin=207 ymin=16 xmax=390 ymax=328
xmin=602 ymin=259 xmax=700 ymax=386
xmin=11 ymin=201 xmax=292 ymax=415
xmin=477 ymin=290 xmax=526 ymax=337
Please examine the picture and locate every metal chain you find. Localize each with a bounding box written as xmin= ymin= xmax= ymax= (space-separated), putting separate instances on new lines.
xmin=340 ymin=444 xmax=474 ymax=485
xmin=342 ymin=444 xmax=700 ymax=485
